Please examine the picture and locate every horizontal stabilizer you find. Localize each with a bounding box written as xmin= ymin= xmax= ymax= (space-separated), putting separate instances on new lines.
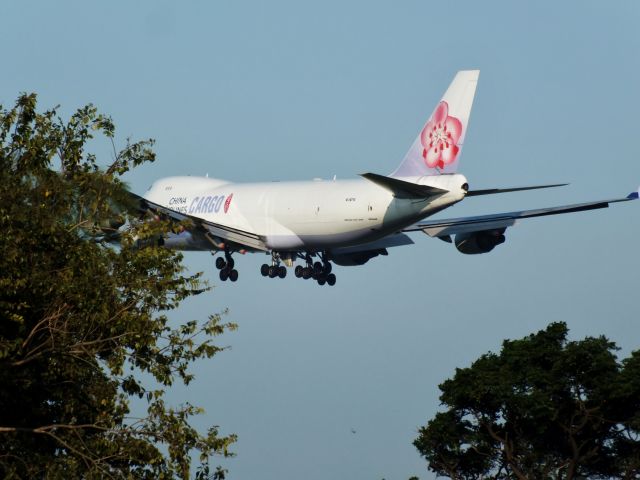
xmin=466 ymin=183 xmax=568 ymax=196
xmin=360 ymin=172 xmax=448 ymax=199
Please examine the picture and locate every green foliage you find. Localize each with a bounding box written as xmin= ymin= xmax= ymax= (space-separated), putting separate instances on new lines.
xmin=0 ymin=94 xmax=236 ymax=478
xmin=414 ymin=323 xmax=640 ymax=480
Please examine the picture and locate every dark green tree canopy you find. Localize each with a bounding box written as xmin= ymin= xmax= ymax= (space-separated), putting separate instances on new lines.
xmin=0 ymin=94 xmax=235 ymax=479
xmin=414 ymin=322 xmax=640 ymax=480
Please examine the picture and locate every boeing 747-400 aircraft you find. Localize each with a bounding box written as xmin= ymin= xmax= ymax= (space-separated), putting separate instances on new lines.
xmin=128 ymin=70 xmax=638 ymax=286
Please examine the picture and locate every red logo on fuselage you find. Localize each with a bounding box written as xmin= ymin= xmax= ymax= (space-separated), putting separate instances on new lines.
xmin=224 ymin=193 xmax=233 ymax=213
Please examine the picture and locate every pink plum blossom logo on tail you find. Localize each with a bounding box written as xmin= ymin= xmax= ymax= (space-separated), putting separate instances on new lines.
xmin=420 ymin=101 xmax=463 ymax=170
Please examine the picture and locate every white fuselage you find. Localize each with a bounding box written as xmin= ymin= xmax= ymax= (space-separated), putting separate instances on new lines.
xmin=144 ymin=174 xmax=468 ymax=251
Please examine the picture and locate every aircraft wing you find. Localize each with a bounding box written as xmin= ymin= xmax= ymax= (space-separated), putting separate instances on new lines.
xmin=404 ymin=190 xmax=639 ymax=239
xmin=129 ymin=192 xmax=268 ymax=252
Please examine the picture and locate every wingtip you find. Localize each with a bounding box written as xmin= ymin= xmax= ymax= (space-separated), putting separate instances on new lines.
xmin=627 ymin=188 xmax=639 ymax=200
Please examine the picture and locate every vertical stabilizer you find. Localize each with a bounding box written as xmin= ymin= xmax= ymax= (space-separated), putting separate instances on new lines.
xmin=391 ymin=70 xmax=479 ymax=177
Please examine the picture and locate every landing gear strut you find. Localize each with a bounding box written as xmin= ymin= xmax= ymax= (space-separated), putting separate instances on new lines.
xmin=214 ymin=248 xmax=239 ymax=282
xmin=260 ymin=252 xmax=287 ymax=279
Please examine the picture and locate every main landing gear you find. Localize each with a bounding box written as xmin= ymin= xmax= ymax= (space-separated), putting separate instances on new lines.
xmin=293 ymin=253 xmax=336 ymax=286
xmin=260 ymin=252 xmax=287 ymax=279
xmin=215 ymin=249 xmax=238 ymax=282
xmin=260 ymin=251 xmax=336 ymax=286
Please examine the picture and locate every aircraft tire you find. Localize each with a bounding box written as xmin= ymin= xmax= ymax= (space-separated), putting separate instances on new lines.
xmin=215 ymin=257 xmax=226 ymax=270
xmin=295 ymin=265 xmax=303 ymax=278
xmin=260 ymin=264 xmax=269 ymax=276
xmin=229 ymin=269 xmax=239 ymax=282
xmin=317 ymin=276 xmax=326 ymax=286
xmin=323 ymin=262 xmax=332 ymax=274
xmin=327 ymin=273 xmax=336 ymax=286
xmin=220 ymin=268 xmax=229 ymax=282
xmin=313 ymin=262 xmax=323 ymax=276
xmin=278 ymin=266 xmax=287 ymax=278
xmin=226 ymin=257 xmax=235 ymax=269
xmin=268 ymin=266 xmax=277 ymax=278
xmin=302 ymin=267 xmax=312 ymax=280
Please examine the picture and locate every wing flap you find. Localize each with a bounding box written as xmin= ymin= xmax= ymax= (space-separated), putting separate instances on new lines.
xmin=405 ymin=193 xmax=637 ymax=238
xmin=329 ymin=233 xmax=414 ymax=255
xmin=199 ymin=222 xmax=267 ymax=251
xmin=420 ymin=218 xmax=517 ymax=237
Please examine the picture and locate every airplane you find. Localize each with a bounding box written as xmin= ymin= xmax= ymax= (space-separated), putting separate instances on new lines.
xmin=126 ymin=70 xmax=638 ymax=286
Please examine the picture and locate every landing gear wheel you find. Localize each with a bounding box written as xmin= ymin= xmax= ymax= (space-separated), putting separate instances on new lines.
xmin=229 ymin=269 xmax=239 ymax=282
xmin=219 ymin=268 xmax=229 ymax=282
xmin=295 ymin=265 xmax=303 ymax=278
xmin=317 ymin=274 xmax=326 ymax=286
xmin=278 ymin=266 xmax=287 ymax=279
xmin=268 ymin=266 xmax=277 ymax=278
xmin=215 ymin=257 xmax=226 ymax=270
xmin=226 ymin=257 xmax=235 ymax=269
xmin=260 ymin=264 xmax=270 ymax=277
xmin=313 ymin=261 xmax=323 ymax=276
xmin=302 ymin=267 xmax=312 ymax=280
xmin=327 ymin=273 xmax=336 ymax=286
xmin=322 ymin=262 xmax=332 ymax=274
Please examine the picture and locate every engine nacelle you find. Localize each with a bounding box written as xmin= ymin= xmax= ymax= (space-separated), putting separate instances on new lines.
xmin=329 ymin=248 xmax=387 ymax=266
xmin=99 ymin=215 xmax=125 ymax=232
xmin=455 ymin=230 xmax=506 ymax=255
xmin=134 ymin=235 xmax=165 ymax=249
xmin=161 ymin=231 xmax=211 ymax=251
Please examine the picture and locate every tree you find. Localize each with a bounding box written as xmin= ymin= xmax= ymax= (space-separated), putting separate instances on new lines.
xmin=414 ymin=323 xmax=640 ymax=479
xmin=0 ymin=94 xmax=236 ymax=478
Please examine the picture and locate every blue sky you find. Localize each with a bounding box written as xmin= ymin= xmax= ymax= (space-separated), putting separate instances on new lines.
xmin=2 ymin=1 xmax=639 ymax=478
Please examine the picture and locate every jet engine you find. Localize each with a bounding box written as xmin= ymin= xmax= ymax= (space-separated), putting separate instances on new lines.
xmin=134 ymin=235 xmax=165 ymax=249
xmin=161 ymin=231 xmax=211 ymax=251
xmin=329 ymin=248 xmax=388 ymax=266
xmin=81 ymin=215 xmax=126 ymax=241
xmin=454 ymin=230 xmax=506 ymax=254
xmin=99 ymin=215 xmax=125 ymax=233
